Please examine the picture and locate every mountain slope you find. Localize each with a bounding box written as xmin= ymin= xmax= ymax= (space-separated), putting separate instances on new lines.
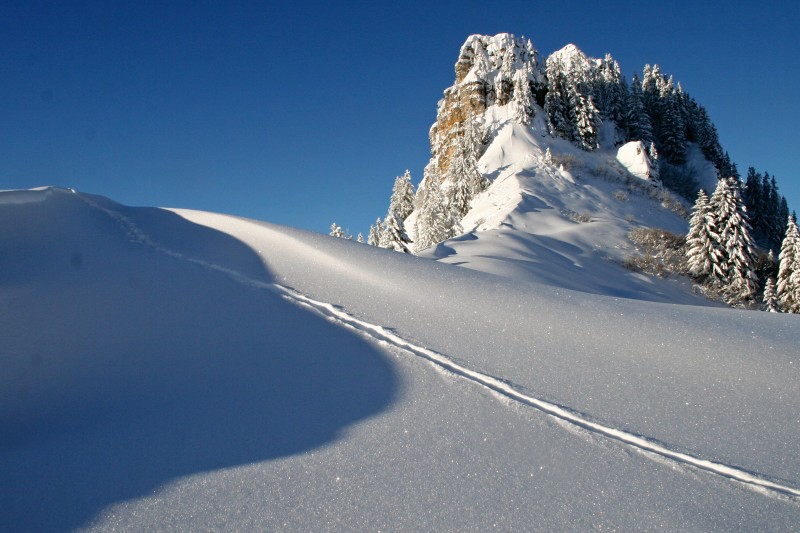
xmin=2 ymin=188 xmax=798 ymax=531
xmin=388 ymin=34 xmax=738 ymax=308
xmin=414 ymin=104 xmax=711 ymax=304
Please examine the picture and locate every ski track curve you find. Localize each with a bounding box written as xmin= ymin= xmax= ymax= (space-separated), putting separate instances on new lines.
xmin=74 ymin=189 xmax=800 ymax=502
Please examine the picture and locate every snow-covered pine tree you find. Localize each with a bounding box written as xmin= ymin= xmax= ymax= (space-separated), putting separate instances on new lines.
xmin=464 ymin=112 xmax=489 ymax=189
xmin=523 ymin=37 xmax=546 ymax=104
xmin=374 ymin=168 xmax=417 ymax=253
xmin=444 ymin=113 xmax=488 ymax=221
xmin=675 ymin=84 xmax=693 ymax=142
xmin=711 ymin=177 xmax=759 ymax=304
xmin=367 ymin=218 xmax=384 ymax=246
xmin=356 ymin=233 xmax=365 ymax=243
xmin=567 ymin=56 xmax=601 ymax=150
xmin=657 ymin=77 xmax=687 ymax=164
xmin=380 ymin=211 xmax=412 ymax=253
xmin=389 ymin=170 xmax=416 ymax=221
xmin=597 ymin=54 xmax=626 ymax=130
xmin=544 ymin=63 xmax=574 ymax=140
xmin=777 ymin=216 xmax=800 ymax=313
xmin=512 ymin=70 xmax=534 ymax=125
xmin=571 ymin=92 xmax=600 ymax=150
xmin=641 ymin=64 xmax=660 ymax=134
xmin=626 ymin=73 xmax=654 ymax=145
xmin=445 ymin=137 xmax=473 ymax=219
xmin=762 ymin=277 xmax=781 ymax=312
xmin=767 ymin=174 xmax=789 ymax=253
xmin=329 ymin=223 xmax=350 ymax=239
xmin=496 ymin=46 xmax=515 ymax=105
xmin=682 ymin=93 xmax=700 ymax=144
xmin=414 ymin=173 xmax=451 ymax=251
xmin=648 ymin=142 xmax=659 ymax=164
xmin=718 ymin=152 xmax=739 ymax=180
xmin=694 ymin=104 xmax=725 ymax=172
xmin=743 ymin=167 xmax=767 ymax=245
xmin=686 ymin=189 xmax=724 ymax=281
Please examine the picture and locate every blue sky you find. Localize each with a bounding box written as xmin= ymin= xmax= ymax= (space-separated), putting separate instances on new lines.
xmin=2 ymin=1 xmax=798 ymax=236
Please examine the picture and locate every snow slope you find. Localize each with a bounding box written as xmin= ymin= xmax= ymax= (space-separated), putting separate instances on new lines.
xmin=2 ymin=187 xmax=798 ymax=531
xmin=416 ymin=104 xmax=716 ymax=307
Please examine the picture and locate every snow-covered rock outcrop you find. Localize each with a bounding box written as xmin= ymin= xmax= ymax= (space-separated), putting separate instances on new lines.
xmin=616 ymin=140 xmax=659 ymax=184
xmin=403 ymin=34 xmax=711 ymax=301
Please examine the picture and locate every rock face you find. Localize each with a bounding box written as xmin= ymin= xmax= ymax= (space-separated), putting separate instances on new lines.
xmin=426 ymin=34 xmax=545 ymax=179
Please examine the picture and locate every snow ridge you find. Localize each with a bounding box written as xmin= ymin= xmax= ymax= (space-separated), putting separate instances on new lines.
xmin=75 ymin=191 xmax=800 ymax=502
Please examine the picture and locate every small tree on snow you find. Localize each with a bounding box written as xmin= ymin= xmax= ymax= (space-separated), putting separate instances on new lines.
xmin=762 ymin=277 xmax=780 ymax=312
xmin=380 ymin=211 xmax=412 ymax=253
xmin=378 ymin=170 xmax=415 ymax=254
xmin=414 ymin=173 xmax=452 ymax=251
xmin=356 ymin=233 xmax=365 ymax=243
xmin=389 ymin=170 xmax=416 ymax=221
xmin=777 ymin=216 xmax=800 ymax=313
xmin=445 ymin=125 xmax=487 ymax=220
xmin=329 ymin=223 xmax=350 ymax=240
xmin=367 ymin=218 xmax=384 ymax=246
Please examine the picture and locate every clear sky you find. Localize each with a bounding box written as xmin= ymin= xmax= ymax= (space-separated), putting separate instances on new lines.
xmin=2 ymin=0 xmax=798 ymax=236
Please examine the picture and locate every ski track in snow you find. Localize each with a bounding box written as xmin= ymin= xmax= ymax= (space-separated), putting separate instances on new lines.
xmin=74 ymin=190 xmax=800 ymax=502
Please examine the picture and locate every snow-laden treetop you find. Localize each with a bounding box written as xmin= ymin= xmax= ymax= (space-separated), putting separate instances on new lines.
xmin=455 ymin=33 xmax=544 ymax=89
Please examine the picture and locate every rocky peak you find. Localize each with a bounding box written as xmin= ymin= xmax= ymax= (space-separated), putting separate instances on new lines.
xmin=428 ymin=33 xmax=545 ymax=179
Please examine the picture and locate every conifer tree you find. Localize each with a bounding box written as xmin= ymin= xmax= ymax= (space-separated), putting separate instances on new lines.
xmin=710 ymin=177 xmax=758 ymax=303
xmin=414 ymin=162 xmax=438 ymax=210
xmin=648 ymin=142 xmax=660 ymax=176
xmin=446 ymin=139 xmax=474 ymax=219
xmin=389 ymin=170 xmax=416 ymax=221
xmin=694 ymin=104 xmax=724 ymax=170
xmin=329 ymin=223 xmax=350 ymax=240
xmin=686 ymin=189 xmax=724 ymax=281
xmin=356 ymin=233 xmax=365 ymax=243
xmin=463 ymin=113 xmax=489 ymax=189
xmin=767 ymin=174 xmax=789 ymax=252
xmin=544 ymin=60 xmax=574 ymax=140
xmin=657 ymin=78 xmax=687 ymax=164
xmin=762 ymin=277 xmax=781 ymax=313
xmin=777 ymin=216 xmax=800 ymax=313
xmin=641 ymin=64 xmax=660 ymax=134
xmin=380 ymin=211 xmax=412 ymax=253
xmin=573 ymin=92 xmax=601 ymax=150
xmin=496 ymin=46 xmax=516 ymax=105
xmin=523 ymin=37 xmax=546 ymax=103
xmin=626 ymin=74 xmax=653 ymax=144
xmin=743 ymin=167 xmax=767 ymax=244
xmin=368 ymin=218 xmax=384 ymax=246
xmin=445 ymin=115 xmax=488 ymax=220
xmin=512 ymin=70 xmax=534 ymax=125
xmin=414 ymin=173 xmax=451 ymax=251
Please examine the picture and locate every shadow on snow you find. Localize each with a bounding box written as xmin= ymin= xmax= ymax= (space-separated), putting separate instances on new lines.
xmin=0 ymin=194 xmax=399 ymax=531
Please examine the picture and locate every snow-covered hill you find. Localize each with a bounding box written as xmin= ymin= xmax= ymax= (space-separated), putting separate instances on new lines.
xmin=2 ymin=187 xmax=798 ymax=531
xmin=381 ymin=33 xmax=732 ymax=309
xmin=412 ymin=102 xmax=711 ymax=304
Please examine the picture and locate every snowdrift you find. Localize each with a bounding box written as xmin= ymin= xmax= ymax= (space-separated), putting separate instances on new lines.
xmin=1 ymin=188 xmax=799 ymax=531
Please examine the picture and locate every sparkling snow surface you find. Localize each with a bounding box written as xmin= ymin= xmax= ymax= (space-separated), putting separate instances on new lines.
xmin=2 ymin=187 xmax=797 ymax=531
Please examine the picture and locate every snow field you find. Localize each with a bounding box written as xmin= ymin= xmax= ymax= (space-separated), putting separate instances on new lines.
xmin=2 ymin=188 xmax=799 ymax=531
